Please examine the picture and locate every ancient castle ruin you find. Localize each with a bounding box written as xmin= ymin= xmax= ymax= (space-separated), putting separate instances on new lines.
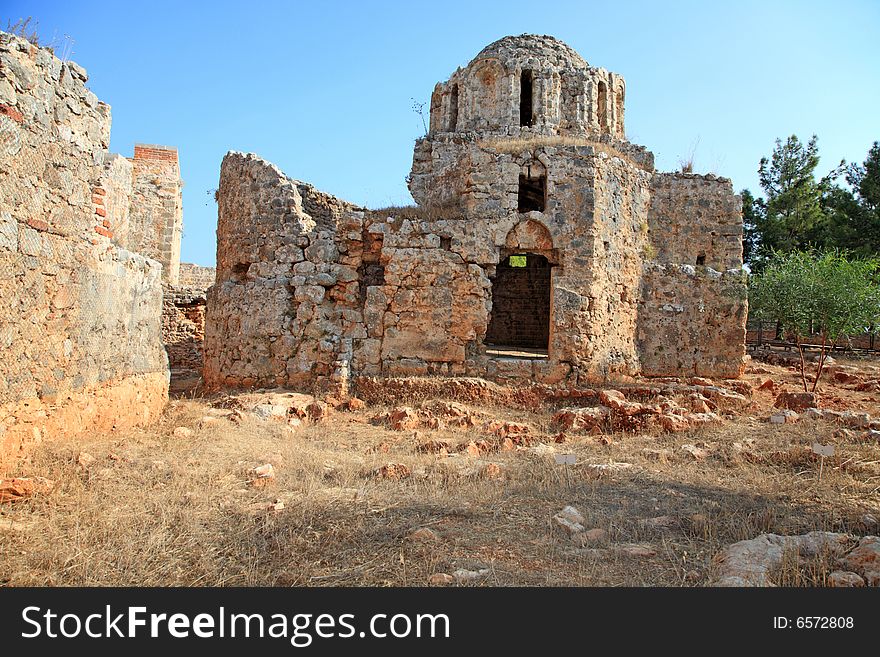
xmin=204 ymin=35 xmax=747 ymax=393
xmin=0 ymin=31 xmax=213 ymax=465
xmin=1 ymin=31 xmax=747 ymax=465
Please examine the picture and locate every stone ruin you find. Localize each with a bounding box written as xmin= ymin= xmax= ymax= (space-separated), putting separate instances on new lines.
xmin=204 ymin=35 xmax=747 ymax=394
xmin=0 ymin=31 xmax=747 ymax=467
xmin=0 ymin=31 xmax=213 ymax=466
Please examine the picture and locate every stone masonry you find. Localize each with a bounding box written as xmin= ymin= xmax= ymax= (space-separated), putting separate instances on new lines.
xmin=203 ymin=34 xmax=748 ymax=392
xmin=163 ymin=263 xmax=215 ymax=394
xmin=128 ymin=143 xmax=184 ymax=285
xmin=0 ymin=31 xmax=170 ymax=467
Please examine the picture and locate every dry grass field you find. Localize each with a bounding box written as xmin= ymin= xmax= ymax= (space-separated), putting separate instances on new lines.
xmin=1 ymin=355 xmax=878 ymax=587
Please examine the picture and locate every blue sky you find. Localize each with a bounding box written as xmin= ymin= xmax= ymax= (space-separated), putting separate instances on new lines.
xmin=5 ymin=1 xmax=879 ymax=266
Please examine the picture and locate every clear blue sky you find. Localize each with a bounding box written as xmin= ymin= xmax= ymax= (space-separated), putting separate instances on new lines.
xmin=5 ymin=1 xmax=879 ymax=266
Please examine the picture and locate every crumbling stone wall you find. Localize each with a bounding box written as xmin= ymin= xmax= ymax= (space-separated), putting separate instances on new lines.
xmin=161 ymin=263 xmax=214 ymax=393
xmin=178 ymin=262 xmax=215 ymax=289
xmin=0 ymin=32 xmax=168 ymax=467
xmin=128 ymin=144 xmax=183 ymax=284
xmin=205 ymin=35 xmax=746 ymax=392
xmin=162 ymin=284 xmax=206 ymax=393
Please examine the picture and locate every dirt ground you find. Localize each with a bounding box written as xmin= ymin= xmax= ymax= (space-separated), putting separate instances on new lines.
xmin=1 ymin=353 xmax=879 ymax=587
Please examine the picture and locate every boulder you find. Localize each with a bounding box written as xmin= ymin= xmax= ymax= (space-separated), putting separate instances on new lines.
xmin=775 ymin=391 xmax=818 ymax=412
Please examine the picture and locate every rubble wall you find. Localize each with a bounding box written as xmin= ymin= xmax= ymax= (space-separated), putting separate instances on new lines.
xmin=638 ymin=263 xmax=747 ymax=378
xmin=0 ymin=32 xmax=167 ymax=467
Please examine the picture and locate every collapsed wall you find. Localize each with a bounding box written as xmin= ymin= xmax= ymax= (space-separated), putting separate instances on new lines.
xmin=0 ymin=33 xmax=168 ymax=467
xmin=163 ymin=263 xmax=215 ymax=394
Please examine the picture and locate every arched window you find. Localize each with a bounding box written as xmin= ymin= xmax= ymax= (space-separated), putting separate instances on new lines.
xmin=520 ymin=70 xmax=534 ymax=127
xmin=448 ymin=84 xmax=459 ymax=131
xmin=597 ymin=81 xmax=608 ymax=133
xmin=518 ymin=160 xmax=546 ymax=212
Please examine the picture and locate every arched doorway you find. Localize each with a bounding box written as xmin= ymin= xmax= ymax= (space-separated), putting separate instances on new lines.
xmin=485 ymin=252 xmax=551 ymax=356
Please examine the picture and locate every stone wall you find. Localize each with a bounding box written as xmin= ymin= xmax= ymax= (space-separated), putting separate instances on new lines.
xmin=178 ymin=262 xmax=215 ymax=289
xmin=638 ymin=264 xmax=748 ymax=377
xmin=128 ymin=144 xmax=183 ymax=284
xmin=648 ymin=173 xmax=743 ymax=271
xmin=0 ymin=32 xmax=168 ymax=468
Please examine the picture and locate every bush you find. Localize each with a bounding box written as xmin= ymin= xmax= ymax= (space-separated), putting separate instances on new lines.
xmin=749 ymin=250 xmax=880 ymax=391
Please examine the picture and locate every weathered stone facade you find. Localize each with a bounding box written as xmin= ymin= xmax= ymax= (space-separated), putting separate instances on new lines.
xmin=0 ymin=32 xmax=170 ymax=466
xmin=204 ymin=35 xmax=747 ymax=392
xmin=128 ymin=144 xmax=184 ymax=285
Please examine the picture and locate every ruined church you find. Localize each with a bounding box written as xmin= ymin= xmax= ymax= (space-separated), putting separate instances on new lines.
xmin=204 ymin=35 xmax=747 ymax=393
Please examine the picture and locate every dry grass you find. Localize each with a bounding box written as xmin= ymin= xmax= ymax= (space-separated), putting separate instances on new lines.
xmin=475 ymin=135 xmax=644 ymax=168
xmin=2 ymin=358 xmax=879 ymax=587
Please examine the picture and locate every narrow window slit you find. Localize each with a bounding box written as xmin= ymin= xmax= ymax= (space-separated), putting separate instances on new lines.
xmin=520 ymin=70 xmax=533 ymax=127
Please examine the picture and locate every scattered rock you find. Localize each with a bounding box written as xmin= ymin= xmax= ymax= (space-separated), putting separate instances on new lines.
xmin=452 ymin=568 xmax=490 ymax=583
xmin=428 ymin=573 xmax=455 ymax=586
xmin=571 ymin=528 xmax=607 ymax=546
xmin=680 ymin=444 xmax=709 ymax=460
xmin=388 ymin=406 xmax=420 ymax=431
xmin=769 ymin=409 xmax=799 ymax=424
xmin=173 ymin=426 xmax=194 ymax=438
xmin=617 ymin=543 xmax=657 ymax=558
xmin=712 ymin=531 xmax=853 ymax=586
xmin=775 ymin=391 xmax=818 ymax=412
xmin=268 ymin=498 xmax=285 ymax=513
xmin=0 ymin=477 xmax=56 ymax=503
xmin=375 ymin=463 xmax=411 ymax=480
xmin=757 ymin=378 xmax=776 ymax=391
xmin=802 ymin=407 xmax=824 ymax=420
xmin=837 ymin=536 xmax=880 ymax=586
xmin=252 ymin=404 xmax=289 ymax=421
xmin=408 ymin=527 xmax=441 ymax=543
xmin=76 ymin=452 xmax=96 ymax=468
xmin=553 ymin=505 xmax=586 ymax=535
xmin=828 ymin=570 xmax=865 ymax=587
xmin=552 ymin=406 xmax=610 ymax=432
xmin=248 ymin=463 xmax=276 ymax=488
xmin=346 ymin=397 xmax=366 ymax=411
xmin=658 ymin=413 xmax=690 ymax=433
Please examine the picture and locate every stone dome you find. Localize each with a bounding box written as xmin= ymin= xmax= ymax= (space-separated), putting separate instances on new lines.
xmin=427 ymin=34 xmax=626 ymax=138
xmin=469 ymin=34 xmax=590 ymax=74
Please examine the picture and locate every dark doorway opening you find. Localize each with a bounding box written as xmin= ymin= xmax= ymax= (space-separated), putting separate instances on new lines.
xmin=520 ymin=70 xmax=534 ymax=127
xmin=485 ymin=254 xmax=551 ymax=355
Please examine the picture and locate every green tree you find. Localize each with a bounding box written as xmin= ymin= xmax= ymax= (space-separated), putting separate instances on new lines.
xmin=752 ymin=135 xmax=844 ymax=262
xmin=741 ymin=188 xmax=764 ymax=268
xmin=749 ymin=250 xmax=880 ymax=392
xmin=826 ymin=141 xmax=880 ymax=257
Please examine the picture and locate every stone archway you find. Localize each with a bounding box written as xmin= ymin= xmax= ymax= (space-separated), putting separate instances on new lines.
xmin=485 ymin=220 xmax=557 ymax=356
xmin=485 ymin=252 xmax=552 ymax=352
